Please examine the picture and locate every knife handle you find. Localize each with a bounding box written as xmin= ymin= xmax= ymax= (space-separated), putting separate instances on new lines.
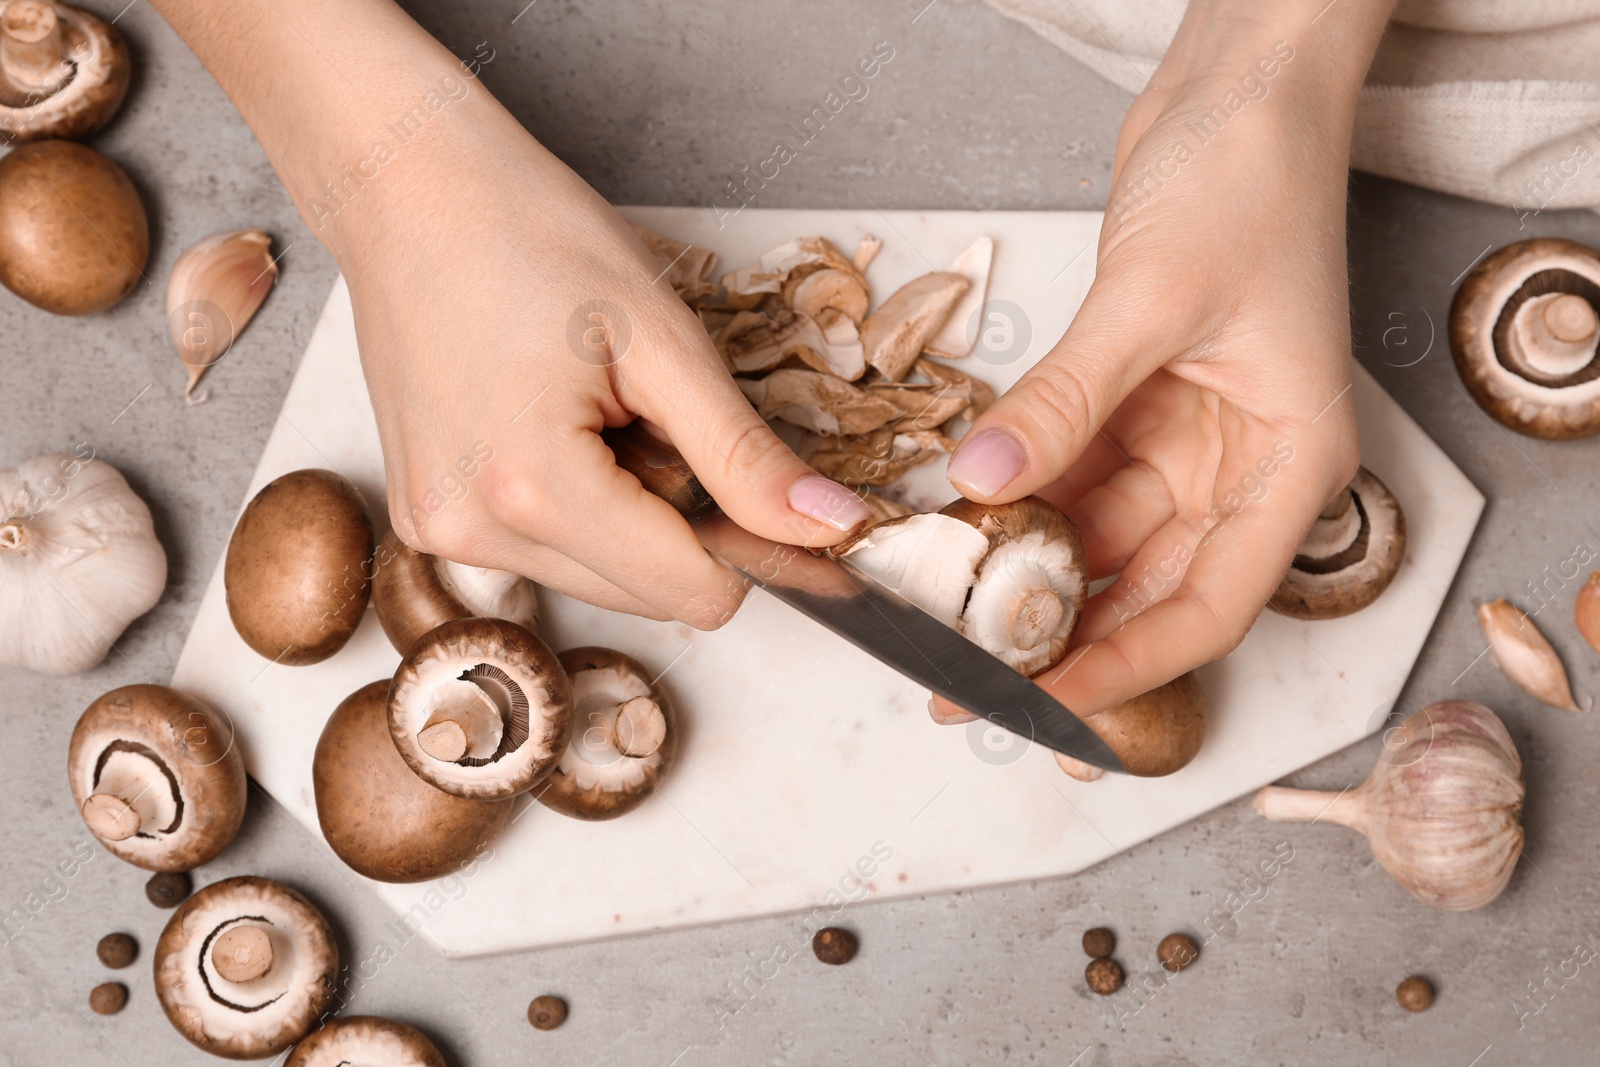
xmin=605 ymin=422 xmax=721 ymax=525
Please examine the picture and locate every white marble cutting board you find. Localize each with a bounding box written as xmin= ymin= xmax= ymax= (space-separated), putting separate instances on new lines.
xmin=172 ymin=207 xmax=1484 ymax=957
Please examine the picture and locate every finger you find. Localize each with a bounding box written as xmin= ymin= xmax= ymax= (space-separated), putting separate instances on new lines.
xmin=1033 ymin=432 xmax=1131 ymax=514
xmin=462 ymin=535 xmax=675 ymax=621
xmin=929 ymin=696 xmax=980 ymax=725
xmin=1065 ymin=462 xmax=1177 ymax=578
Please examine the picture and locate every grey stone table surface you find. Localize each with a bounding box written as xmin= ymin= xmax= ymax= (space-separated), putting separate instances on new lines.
xmin=2 ymin=1 xmax=1598 ymax=1064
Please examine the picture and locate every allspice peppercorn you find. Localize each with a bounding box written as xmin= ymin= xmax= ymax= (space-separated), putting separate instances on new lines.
xmin=812 ymin=927 xmax=858 ymax=966
xmin=89 ymin=982 xmax=127 ymax=1015
xmin=96 ymin=932 xmax=137 ymax=969
xmin=1082 ymin=927 xmax=1115 ymax=959
xmin=1085 ymin=957 xmax=1123 ymax=995
xmin=145 ymin=870 xmax=191 ymax=909
xmin=527 ymin=995 xmax=567 ymax=1031
xmin=1397 ymin=976 xmax=1434 ymax=1012
xmin=1158 ymin=933 xmax=1199 ymax=973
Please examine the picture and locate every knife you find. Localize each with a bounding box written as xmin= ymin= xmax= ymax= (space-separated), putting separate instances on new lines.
xmin=606 ymin=424 xmax=1126 ymax=774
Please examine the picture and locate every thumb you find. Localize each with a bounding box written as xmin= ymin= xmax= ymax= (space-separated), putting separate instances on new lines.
xmin=946 ymin=281 xmax=1174 ymax=503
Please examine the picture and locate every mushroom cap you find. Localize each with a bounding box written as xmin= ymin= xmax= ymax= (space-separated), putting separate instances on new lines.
xmin=314 ymin=680 xmax=512 ymax=882
xmin=154 ymin=876 xmax=339 ymax=1060
xmin=371 ymin=528 xmax=540 ymax=655
xmin=1451 ymin=237 xmax=1600 ymax=439
xmin=538 ymin=646 xmax=678 ymax=820
xmin=68 ymin=684 xmax=246 ymax=872
xmin=0 ymin=2 xmax=130 ymax=143
xmin=284 ymin=1016 xmax=447 ymax=1067
xmin=225 ymin=468 xmax=374 ymax=665
xmin=1053 ymin=672 xmax=1207 ymax=780
xmin=0 ymin=139 xmax=147 ymax=314
xmin=1269 ymin=467 xmax=1405 ymax=620
xmin=388 ymin=617 xmax=573 ymax=799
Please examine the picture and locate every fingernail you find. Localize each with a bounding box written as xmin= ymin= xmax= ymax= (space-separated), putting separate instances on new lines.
xmin=788 ymin=476 xmax=874 ymax=531
xmin=947 ymin=430 xmax=1026 ymax=497
xmin=928 ymin=697 xmax=979 ymax=725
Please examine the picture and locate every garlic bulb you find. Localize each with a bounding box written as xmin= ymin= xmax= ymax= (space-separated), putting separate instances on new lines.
xmin=1478 ymin=599 xmax=1582 ymax=711
xmin=1254 ymin=700 xmax=1524 ymax=911
xmin=0 ymin=452 xmax=167 ymax=674
xmin=167 ymin=229 xmax=277 ymax=402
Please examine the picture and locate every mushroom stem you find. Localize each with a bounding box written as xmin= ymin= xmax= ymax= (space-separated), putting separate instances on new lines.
xmin=1318 ymin=488 xmax=1353 ymax=522
xmin=1510 ymin=292 xmax=1599 ymax=378
xmin=0 ymin=1 xmax=70 ymax=95
xmin=1006 ymin=587 xmax=1067 ymax=652
xmin=212 ymin=924 xmax=274 ymax=983
xmin=81 ymin=792 xmax=140 ymax=841
xmin=0 ymin=519 xmax=26 ymax=551
xmin=418 ymin=679 xmax=503 ymax=762
xmin=607 ymin=696 xmax=667 ymax=758
xmin=1253 ymin=784 xmax=1370 ymax=834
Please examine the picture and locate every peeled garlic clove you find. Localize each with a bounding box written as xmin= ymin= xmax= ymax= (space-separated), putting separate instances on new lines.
xmin=1478 ymin=598 xmax=1582 ymax=711
xmin=166 ymin=229 xmax=277 ymax=400
xmin=1576 ymin=571 xmax=1600 ymax=654
xmin=0 ymin=452 xmax=167 ymax=674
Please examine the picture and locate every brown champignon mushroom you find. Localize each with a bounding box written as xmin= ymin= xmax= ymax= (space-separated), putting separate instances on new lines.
xmin=1451 ymin=237 xmax=1600 ymax=439
xmin=371 ymin=529 xmax=540 ymax=656
xmin=225 ymin=469 xmax=374 ymax=665
xmin=860 ymin=272 xmax=969 ymax=381
xmin=388 ymin=617 xmax=573 ymax=799
xmin=0 ymin=1 xmax=130 ymax=144
xmin=154 ymin=876 xmax=338 ymax=1060
xmin=285 ymin=1016 xmax=447 ymax=1067
xmin=0 ymin=139 xmax=146 ymax=314
xmin=1269 ymin=467 xmax=1405 ymax=620
xmin=314 ymin=680 xmax=512 ymax=882
xmin=537 ymin=647 xmax=678 ymax=820
xmin=1053 ymin=672 xmax=1207 ymax=781
xmin=68 ymin=685 xmax=246 ymax=872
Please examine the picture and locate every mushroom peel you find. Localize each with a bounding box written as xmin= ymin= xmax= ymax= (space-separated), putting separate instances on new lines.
xmin=0 ymin=452 xmax=166 ymax=674
xmin=631 ymin=223 xmax=717 ymax=307
xmin=538 ymin=646 xmax=678 ymax=820
xmin=225 ymin=468 xmax=374 ymax=666
xmin=167 ymin=229 xmax=278 ymax=402
xmin=69 ymin=685 xmax=245 ymax=871
xmin=1451 ymin=237 xmax=1600 ymax=439
xmin=314 ymin=680 xmax=511 ymax=882
xmin=1477 ymin=599 xmax=1583 ymax=712
xmin=924 ymin=237 xmax=994 ymax=360
xmin=1254 ymin=700 xmax=1524 ymax=911
xmin=860 ymin=272 xmax=970 ymax=382
xmin=0 ymin=1 xmax=131 ymax=144
xmin=833 ymin=496 xmax=1086 ymax=676
xmin=388 ymin=617 xmax=573 ymax=799
xmin=1052 ymin=672 xmax=1207 ymax=782
xmin=371 ymin=529 xmax=540 ymax=655
xmin=285 ymin=1016 xmax=447 ymax=1067
xmin=154 ymin=876 xmax=338 ymax=1059
xmin=1269 ymin=467 xmax=1405 ymax=620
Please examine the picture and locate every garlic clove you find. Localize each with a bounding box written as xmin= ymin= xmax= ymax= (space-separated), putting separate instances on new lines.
xmin=166 ymin=229 xmax=277 ymax=402
xmin=1576 ymin=571 xmax=1600 ymax=654
xmin=1478 ymin=599 xmax=1583 ymax=712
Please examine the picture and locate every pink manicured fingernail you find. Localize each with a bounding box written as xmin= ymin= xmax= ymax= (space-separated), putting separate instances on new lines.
xmin=788 ymin=476 xmax=873 ymax=531
xmin=947 ymin=430 xmax=1025 ymax=497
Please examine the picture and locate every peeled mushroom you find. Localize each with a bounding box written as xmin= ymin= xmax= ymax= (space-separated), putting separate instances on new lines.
xmin=834 ymin=496 xmax=1086 ymax=676
xmin=285 ymin=1016 xmax=447 ymax=1067
xmin=1451 ymin=237 xmax=1600 ymax=438
xmin=225 ymin=469 xmax=374 ymax=665
xmin=0 ymin=1 xmax=130 ymax=143
xmin=371 ymin=529 xmax=539 ymax=655
xmin=1269 ymin=467 xmax=1404 ymax=620
xmin=388 ymin=618 xmax=573 ymax=800
xmin=1053 ymin=672 xmax=1207 ymax=781
xmin=154 ymin=876 xmax=338 ymax=1060
xmin=538 ymin=647 xmax=678 ymax=820
xmin=69 ymin=685 xmax=246 ymax=871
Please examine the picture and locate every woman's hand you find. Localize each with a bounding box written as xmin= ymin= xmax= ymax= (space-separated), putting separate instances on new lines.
xmin=933 ymin=0 xmax=1397 ymax=745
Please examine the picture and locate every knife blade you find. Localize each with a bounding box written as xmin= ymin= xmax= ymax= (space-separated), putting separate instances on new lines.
xmin=607 ymin=424 xmax=1126 ymax=774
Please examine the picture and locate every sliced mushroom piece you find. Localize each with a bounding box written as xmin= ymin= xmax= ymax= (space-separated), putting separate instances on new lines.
xmin=1451 ymin=237 xmax=1600 ymax=438
xmin=69 ymin=685 xmax=246 ymax=872
xmin=805 ymin=428 xmax=956 ymax=487
xmin=834 ymin=496 xmax=1086 ymax=675
xmin=925 ymin=237 xmax=994 ymax=359
xmin=1269 ymin=467 xmax=1405 ymax=620
xmin=154 ymin=876 xmax=338 ymax=1060
xmin=739 ymin=369 xmax=899 ymax=436
xmin=388 ymin=618 xmax=572 ymax=800
xmin=314 ymin=680 xmax=512 ymax=882
xmin=861 ymin=272 xmax=970 ymax=381
xmin=371 ymin=529 xmax=540 ymax=655
xmin=0 ymin=1 xmax=130 ymax=144
xmin=286 ymin=1017 xmax=447 ymax=1067
xmin=1053 ymin=672 xmax=1207 ymax=781
xmin=631 ymin=223 xmax=717 ymax=307
xmin=538 ymin=647 xmax=678 ymax=820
